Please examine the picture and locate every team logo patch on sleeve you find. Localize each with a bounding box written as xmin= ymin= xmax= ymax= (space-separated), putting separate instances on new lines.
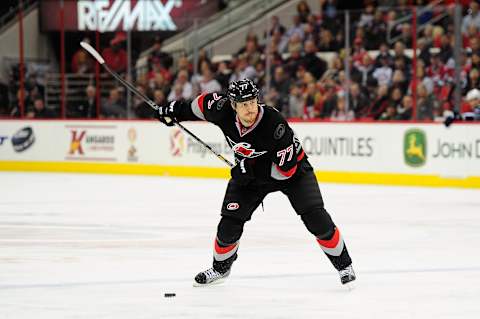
xmin=274 ymin=123 xmax=286 ymax=140
xmin=226 ymin=203 xmax=240 ymax=211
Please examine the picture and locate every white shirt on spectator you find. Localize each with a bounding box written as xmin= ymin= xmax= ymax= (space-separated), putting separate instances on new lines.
xmin=462 ymin=12 xmax=480 ymax=33
xmin=181 ymin=82 xmax=193 ymax=100
xmin=229 ymin=65 xmax=257 ymax=83
xmin=198 ymin=78 xmax=222 ymax=94
xmin=373 ymin=66 xmax=393 ymax=86
xmin=286 ymin=24 xmax=304 ymax=40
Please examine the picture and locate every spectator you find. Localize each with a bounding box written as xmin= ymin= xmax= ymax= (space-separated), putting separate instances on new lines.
xmin=303 ymin=21 xmax=319 ymax=44
xmin=26 ymin=98 xmax=55 ymax=118
xmin=417 ymin=38 xmax=432 ymax=66
xmin=352 ymin=37 xmax=368 ymax=68
xmin=242 ymin=37 xmax=262 ymax=66
xmin=415 ymin=64 xmax=434 ymax=94
xmin=215 ymin=61 xmax=231 ymax=90
xmin=149 ymin=72 xmax=169 ymax=95
xmin=9 ymin=88 xmax=31 ymax=117
xmin=270 ymin=29 xmax=289 ymax=54
xmin=438 ymin=34 xmax=453 ymax=64
xmin=197 ymin=61 xmax=222 ymax=94
xmin=398 ymin=23 xmax=412 ymax=47
xmin=102 ymin=32 xmax=127 ymax=74
xmin=285 ymin=15 xmax=304 ymax=40
xmin=319 ymin=82 xmax=338 ymax=119
xmin=372 ymin=56 xmax=393 ymax=86
xmin=379 ymin=105 xmax=397 ymax=120
xmin=176 ymin=55 xmax=192 ymax=78
xmin=131 ymin=85 xmax=154 ymax=119
xmin=171 ymin=70 xmax=193 ymax=100
xmin=330 ymin=92 xmax=354 ymax=121
xmin=318 ymin=28 xmax=337 ymax=51
xmin=366 ymin=9 xmax=387 ymax=49
xmin=285 ymin=47 xmax=303 ymax=78
xmin=296 ymin=0 xmax=311 ymax=23
xmin=465 ymin=68 xmax=480 ymax=94
xmin=229 ymin=54 xmax=256 ymax=83
xmin=462 ymin=88 xmax=480 ymax=114
xmin=73 ymin=85 xmax=97 ymax=118
xmin=168 ymin=83 xmax=186 ymax=103
xmin=349 ymin=82 xmax=369 ymax=118
xmin=393 ymin=41 xmax=411 ymax=69
xmin=416 ymin=83 xmax=436 ymax=120
xmin=302 ymin=40 xmax=327 ymax=80
xmin=354 ymin=53 xmax=374 ymax=86
xmin=71 ymin=38 xmax=94 ymax=74
xmin=357 ymin=4 xmax=375 ymax=29
xmin=288 ymin=84 xmax=305 ymax=118
xmin=102 ymin=87 xmax=126 ymax=118
xmin=304 ymin=82 xmax=320 ymax=118
xmin=396 ymin=95 xmax=413 ymax=120
xmin=391 ymin=69 xmax=408 ymax=94
xmin=389 ymin=87 xmax=404 ymax=111
xmin=462 ymin=2 xmax=480 ymax=34
xmin=374 ymin=43 xmax=393 ymax=68
xmin=268 ymin=15 xmax=286 ymax=36
xmin=148 ymin=36 xmax=173 ymax=70
xmin=270 ymin=66 xmax=291 ymax=113
xmin=153 ymin=89 xmax=167 ymax=111
xmin=362 ymin=84 xmax=389 ymax=119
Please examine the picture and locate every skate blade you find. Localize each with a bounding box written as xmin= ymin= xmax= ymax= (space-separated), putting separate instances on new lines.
xmin=193 ymin=277 xmax=228 ymax=287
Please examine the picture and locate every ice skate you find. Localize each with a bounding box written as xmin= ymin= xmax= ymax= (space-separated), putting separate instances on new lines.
xmin=193 ymin=267 xmax=231 ymax=287
xmin=339 ymin=264 xmax=356 ymax=289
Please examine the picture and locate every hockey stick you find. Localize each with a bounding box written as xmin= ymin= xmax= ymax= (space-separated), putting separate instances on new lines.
xmin=80 ymin=41 xmax=234 ymax=168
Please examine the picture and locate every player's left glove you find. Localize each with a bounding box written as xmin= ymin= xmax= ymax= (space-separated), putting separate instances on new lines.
xmin=156 ymin=101 xmax=181 ymax=126
xmin=231 ymin=158 xmax=255 ymax=186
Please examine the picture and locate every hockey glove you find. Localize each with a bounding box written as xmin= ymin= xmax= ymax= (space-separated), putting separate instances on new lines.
xmin=231 ymin=158 xmax=255 ymax=186
xmin=156 ymin=101 xmax=181 ymax=126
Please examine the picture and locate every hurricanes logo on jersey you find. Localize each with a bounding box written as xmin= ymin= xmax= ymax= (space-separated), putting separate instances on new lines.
xmin=226 ymin=136 xmax=267 ymax=158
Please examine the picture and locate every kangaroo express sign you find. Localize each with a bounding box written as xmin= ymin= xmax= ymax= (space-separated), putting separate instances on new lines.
xmin=40 ymin=0 xmax=219 ymax=32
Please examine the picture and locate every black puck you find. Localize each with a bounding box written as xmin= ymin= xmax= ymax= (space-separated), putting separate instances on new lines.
xmin=164 ymin=293 xmax=176 ymax=297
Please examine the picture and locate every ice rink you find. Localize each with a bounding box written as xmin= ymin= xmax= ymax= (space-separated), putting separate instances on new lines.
xmin=1 ymin=172 xmax=479 ymax=319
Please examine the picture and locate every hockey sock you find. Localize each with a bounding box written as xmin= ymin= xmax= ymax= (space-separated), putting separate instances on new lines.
xmin=316 ymin=227 xmax=352 ymax=271
xmin=213 ymin=238 xmax=239 ymax=273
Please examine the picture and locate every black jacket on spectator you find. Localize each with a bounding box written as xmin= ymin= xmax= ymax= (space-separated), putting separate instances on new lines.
xmin=363 ymin=95 xmax=389 ymax=119
xmin=33 ymin=107 xmax=56 ymax=119
xmin=301 ymin=53 xmax=327 ymax=80
xmin=74 ymin=98 xmax=97 ymax=118
xmin=349 ymin=93 xmax=369 ymax=118
xmin=270 ymin=78 xmax=291 ymax=112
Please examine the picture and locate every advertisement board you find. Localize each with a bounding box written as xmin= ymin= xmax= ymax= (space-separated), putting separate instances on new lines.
xmin=39 ymin=0 xmax=219 ymax=32
xmin=0 ymin=120 xmax=478 ymax=188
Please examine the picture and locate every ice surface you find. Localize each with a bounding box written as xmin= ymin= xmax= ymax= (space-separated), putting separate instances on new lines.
xmin=1 ymin=172 xmax=479 ymax=319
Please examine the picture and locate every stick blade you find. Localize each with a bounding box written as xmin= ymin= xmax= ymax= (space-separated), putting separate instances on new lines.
xmin=80 ymin=41 xmax=105 ymax=64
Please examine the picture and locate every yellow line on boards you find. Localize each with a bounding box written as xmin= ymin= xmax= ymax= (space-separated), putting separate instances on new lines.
xmin=0 ymin=161 xmax=479 ymax=188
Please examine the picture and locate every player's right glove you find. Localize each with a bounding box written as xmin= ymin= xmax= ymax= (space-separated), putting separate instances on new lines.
xmin=156 ymin=101 xmax=181 ymax=126
xmin=231 ymin=158 xmax=255 ymax=186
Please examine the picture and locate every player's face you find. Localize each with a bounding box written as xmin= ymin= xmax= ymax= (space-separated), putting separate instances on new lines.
xmin=235 ymin=98 xmax=258 ymax=127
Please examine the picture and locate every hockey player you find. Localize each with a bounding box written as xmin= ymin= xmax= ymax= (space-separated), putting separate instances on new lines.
xmin=156 ymin=79 xmax=355 ymax=287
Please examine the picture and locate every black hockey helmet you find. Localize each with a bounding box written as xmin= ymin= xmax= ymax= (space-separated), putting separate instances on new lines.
xmin=227 ymin=79 xmax=259 ymax=103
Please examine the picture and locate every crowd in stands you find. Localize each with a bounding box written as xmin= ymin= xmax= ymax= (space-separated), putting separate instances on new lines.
xmin=2 ymin=0 xmax=480 ymax=122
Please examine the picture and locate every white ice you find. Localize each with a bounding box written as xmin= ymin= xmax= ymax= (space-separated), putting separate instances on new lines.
xmin=0 ymin=172 xmax=479 ymax=319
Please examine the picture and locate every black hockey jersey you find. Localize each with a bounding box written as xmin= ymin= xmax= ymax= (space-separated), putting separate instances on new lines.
xmin=176 ymin=92 xmax=307 ymax=183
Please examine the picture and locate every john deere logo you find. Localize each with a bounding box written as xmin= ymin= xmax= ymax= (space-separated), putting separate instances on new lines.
xmin=404 ymin=129 xmax=427 ymax=167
